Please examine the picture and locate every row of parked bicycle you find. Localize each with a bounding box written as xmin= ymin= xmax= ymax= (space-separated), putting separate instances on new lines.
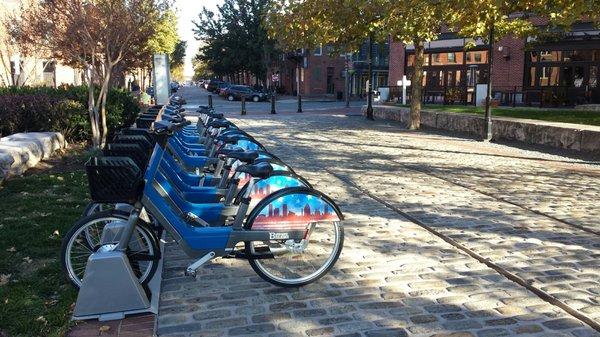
xmin=60 ymin=96 xmax=344 ymax=289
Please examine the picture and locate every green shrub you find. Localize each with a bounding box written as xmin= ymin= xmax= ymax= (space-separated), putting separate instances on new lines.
xmin=0 ymin=85 xmax=140 ymax=143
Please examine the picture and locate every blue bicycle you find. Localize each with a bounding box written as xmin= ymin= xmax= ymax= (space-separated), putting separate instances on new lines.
xmin=61 ymin=101 xmax=344 ymax=288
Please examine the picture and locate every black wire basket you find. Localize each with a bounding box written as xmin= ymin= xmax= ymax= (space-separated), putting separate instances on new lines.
xmin=103 ymin=143 xmax=150 ymax=172
xmin=113 ymin=134 xmax=153 ymax=154
xmin=85 ymin=156 xmax=144 ymax=204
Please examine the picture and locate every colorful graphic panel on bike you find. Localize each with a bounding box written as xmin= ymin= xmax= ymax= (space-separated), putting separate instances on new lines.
xmin=248 ymin=175 xmax=308 ymax=209
xmin=252 ymin=193 xmax=340 ymax=231
xmin=233 ymin=162 xmax=291 ymax=188
xmin=236 ymin=139 xmax=261 ymax=151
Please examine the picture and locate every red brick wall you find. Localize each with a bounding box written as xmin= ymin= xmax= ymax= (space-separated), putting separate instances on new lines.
xmin=299 ymin=53 xmax=345 ymax=97
xmin=388 ymin=41 xmax=405 ymax=86
xmin=491 ymin=35 xmax=526 ymax=90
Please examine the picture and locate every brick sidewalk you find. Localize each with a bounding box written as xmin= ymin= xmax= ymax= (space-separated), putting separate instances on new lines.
xmin=68 ymin=314 xmax=154 ymax=337
xmin=156 ymin=114 xmax=600 ymax=336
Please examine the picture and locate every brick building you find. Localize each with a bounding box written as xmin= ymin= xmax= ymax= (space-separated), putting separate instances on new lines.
xmin=386 ymin=23 xmax=600 ymax=106
xmin=272 ymin=42 xmax=390 ymax=99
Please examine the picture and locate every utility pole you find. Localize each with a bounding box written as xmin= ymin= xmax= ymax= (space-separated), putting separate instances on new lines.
xmin=483 ymin=23 xmax=494 ymax=141
xmin=344 ymin=54 xmax=350 ymax=108
xmin=296 ymin=56 xmax=302 ymax=99
xmin=366 ymin=35 xmax=374 ymax=120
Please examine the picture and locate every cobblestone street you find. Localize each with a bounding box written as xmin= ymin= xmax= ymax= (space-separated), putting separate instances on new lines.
xmin=158 ymin=112 xmax=600 ymax=337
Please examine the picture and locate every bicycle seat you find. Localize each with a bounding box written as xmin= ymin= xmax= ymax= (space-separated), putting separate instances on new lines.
xmin=216 ymin=134 xmax=241 ymax=144
xmin=227 ymin=150 xmax=258 ymax=164
xmin=208 ymin=120 xmax=231 ymax=128
xmin=161 ymin=114 xmax=185 ymax=123
xmin=236 ymin=162 xmax=273 ymax=179
xmin=217 ymin=146 xmax=243 ymax=155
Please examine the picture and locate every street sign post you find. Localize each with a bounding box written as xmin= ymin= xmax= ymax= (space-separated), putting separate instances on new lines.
xmin=397 ymin=75 xmax=412 ymax=105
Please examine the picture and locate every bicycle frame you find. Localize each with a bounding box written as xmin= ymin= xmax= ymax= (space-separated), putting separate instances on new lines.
xmin=136 ymin=136 xmax=308 ymax=259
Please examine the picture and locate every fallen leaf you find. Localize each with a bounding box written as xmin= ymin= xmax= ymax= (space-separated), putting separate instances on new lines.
xmin=23 ymin=257 xmax=32 ymax=264
xmin=0 ymin=274 xmax=11 ymax=286
xmin=45 ymin=299 xmax=58 ymax=307
xmin=99 ymin=325 xmax=110 ymax=332
xmin=36 ymin=316 xmax=47 ymax=325
xmin=6 ymin=247 xmax=16 ymax=252
xmin=53 ymin=230 xmax=60 ymax=236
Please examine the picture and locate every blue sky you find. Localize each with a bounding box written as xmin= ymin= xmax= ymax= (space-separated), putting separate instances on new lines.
xmin=175 ymin=0 xmax=222 ymax=78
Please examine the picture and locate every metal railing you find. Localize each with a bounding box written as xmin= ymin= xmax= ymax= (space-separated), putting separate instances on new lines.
xmin=379 ymin=84 xmax=600 ymax=107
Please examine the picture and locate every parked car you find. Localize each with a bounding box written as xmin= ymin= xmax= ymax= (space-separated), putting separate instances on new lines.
xmin=206 ymin=80 xmax=229 ymax=93
xmin=222 ymin=85 xmax=268 ymax=102
xmin=215 ymin=82 xmax=231 ymax=96
xmin=170 ymin=81 xmax=180 ymax=93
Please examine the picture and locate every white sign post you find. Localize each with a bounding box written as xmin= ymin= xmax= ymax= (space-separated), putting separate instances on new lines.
xmin=396 ymin=75 xmax=412 ymax=105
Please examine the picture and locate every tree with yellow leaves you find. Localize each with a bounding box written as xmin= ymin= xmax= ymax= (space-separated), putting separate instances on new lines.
xmin=268 ymin=0 xmax=599 ymax=131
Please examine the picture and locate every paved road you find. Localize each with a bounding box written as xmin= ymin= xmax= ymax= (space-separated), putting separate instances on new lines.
xmin=178 ymin=86 xmax=365 ymax=115
xmin=157 ymin=89 xmax=600 ymax=336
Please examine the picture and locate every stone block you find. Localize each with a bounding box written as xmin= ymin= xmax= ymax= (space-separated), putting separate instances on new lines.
xmin=1 ymin=132 xmax=67 ymax=158
xmin=365 ymin=105 xmax=600 ymax=154
xmin=0 ymin=152 xmax=14 ymax=183
xmin=0 ymin=140 xmax=43 ymax=175
xmin=0 ymin=132 xmax=67 ymax=179
xmin=580 ymin=130 xmax=600 ymax=154
xmin=420 ymin=110 xmax=437 ymax=128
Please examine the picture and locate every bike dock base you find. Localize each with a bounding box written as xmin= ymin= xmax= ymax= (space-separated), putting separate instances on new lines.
xmin=71 ymin=235 xmax=165 ymax=322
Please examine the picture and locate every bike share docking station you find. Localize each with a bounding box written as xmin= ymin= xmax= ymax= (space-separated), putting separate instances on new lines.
xmin=72 ymin=54 xmax=173 ymax=322
xmin=72 ymin=209 xmax=165 ymax=321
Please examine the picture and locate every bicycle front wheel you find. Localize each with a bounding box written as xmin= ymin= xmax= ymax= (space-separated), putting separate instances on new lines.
xmin=60 ymin=210 xmax=159 ymax=289
xmin=246 ymin=220 xmax=344 ymax=287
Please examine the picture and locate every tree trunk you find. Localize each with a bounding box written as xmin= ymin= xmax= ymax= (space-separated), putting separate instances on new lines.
xmin=409 ymin=39 xmax=425 ymax=130
xmin=100 ymin=86 xmax=109 ymax=147
xmin=98 ymin=64 xmax=112 ymax=148
xmin=86 ymin=62 xmax=100 ymax=148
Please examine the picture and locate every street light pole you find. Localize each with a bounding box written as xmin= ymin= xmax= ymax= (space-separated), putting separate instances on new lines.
xmin=483 ymin=23 xmax=494 ymax=141
xmin=366 ymin=35 xmax=374 ymax=120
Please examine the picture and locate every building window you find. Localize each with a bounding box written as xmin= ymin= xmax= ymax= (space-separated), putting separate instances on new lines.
xmin=312 ymin=66 xmax=321 ymax=81
xmin=539 ymin=51 xmax=561 ymax=62
xmin=314 ymin=45 xmax=322 ymax=56
xmin=590 ymin=66 xmax=597 ymax=88
xmin=448 ymin=52 xmax=456 ymax=64
xmin=466 ymin=51 xmax=487 ymax=64
xmin=564 ymin=50 xmax=597 ymax=62
xmin=430 ymin=52 xmax=462 ymax=66
xmin=529 ymin=67 xmax=536 ymax=86
xmin=573 ymin=66 xmax=584 ymax=87
xmin=529 ymin=51 xmax=538 ymax=62
xmin=407 ymin=54 xmax=430 ymax=66
xmin=539 ymin=66 xmax=559 ymax=86
xmin=407 ymin=54 xmax=415 ymax=66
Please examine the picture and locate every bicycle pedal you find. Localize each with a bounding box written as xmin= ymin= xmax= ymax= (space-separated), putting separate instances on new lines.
xmin=185 ymin=251 xmax=216 ymax=277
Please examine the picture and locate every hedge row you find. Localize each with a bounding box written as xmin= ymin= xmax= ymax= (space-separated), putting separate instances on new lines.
xmin=0 ymin=86 xmax=140 ymax=142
